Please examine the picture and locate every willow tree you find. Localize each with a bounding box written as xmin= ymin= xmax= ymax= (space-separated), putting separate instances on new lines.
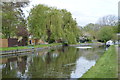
xmin=28 ymin=4 xmax=81 ymax=44
xmin=60 ymin=9 xmax=81 ymax=44
xmin=28 ymin=5 xmax=49 ymax=40
xmin=45 ymin=8 xmax=65 ymax=43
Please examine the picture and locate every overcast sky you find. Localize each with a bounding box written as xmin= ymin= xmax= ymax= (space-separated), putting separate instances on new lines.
xmin=24 ymin=0 xmax=119 ymax=26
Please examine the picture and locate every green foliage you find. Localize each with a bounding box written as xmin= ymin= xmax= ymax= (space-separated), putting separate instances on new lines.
xmin=2 ymin=2 xmax=29 ymax=38
xmin=2 ymin=3 xmax=18 ymax=38
xmin=118 ymin=19 xmax=120 ymax=33
xmin=97 ymin=26 xmax=116 ymax=42
xmin=82 ymin=23 xmax=100 ymax=40
xmin=111 ymin=26 xmax=119 ymax=33
xmin=118 ymin=25 xmax=120 ymax=33
xmin=28 ymin=4 xmax=81 ymax=44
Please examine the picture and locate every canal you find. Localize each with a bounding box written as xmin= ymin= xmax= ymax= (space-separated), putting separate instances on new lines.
xmin=0 ymin=45 xmax=105 ymax=78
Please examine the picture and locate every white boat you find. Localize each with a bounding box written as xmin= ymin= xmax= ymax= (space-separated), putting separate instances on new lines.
xmin=106 ymin=40 xmax=114 ymax=47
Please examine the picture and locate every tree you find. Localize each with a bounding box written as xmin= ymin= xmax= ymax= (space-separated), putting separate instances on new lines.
xmin=97 ymin=15 xmax=117 ymax=27
xmin=82 ymin=23 xmax=101 ymax=40
xmin=118 ymin=17 xmax=120 ymax=33
xmin=28 ymin=5 xmax=49 ymax=40
xmin=60 ymin=9 xmax=81 ymax=44
xmin=28 ymin=4 xmax=81 ymax=44
xmin=2 ymin=2 xmax=18 ymax=38
xmin=16 ymin=25 xmax=28 ymax=37
xmin=97 ymin=26 xmax=116 ymax=42
xmin=112 ymin=26 xmax=119 ymax=33
xmin=2 ymin=2 xmax=29 ymax=38
xmin=45 ymin=8 xmax=64 ymax=43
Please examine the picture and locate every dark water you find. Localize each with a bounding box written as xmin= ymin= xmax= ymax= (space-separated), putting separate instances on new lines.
xmin=0 ymin=46 xmax=105 ymax=78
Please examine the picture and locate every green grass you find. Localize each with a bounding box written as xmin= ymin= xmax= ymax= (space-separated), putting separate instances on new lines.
xmin=81 ymin=45 xmax=118 ymax=78
xmin=0 ymin=43 xmax=62 ymax=51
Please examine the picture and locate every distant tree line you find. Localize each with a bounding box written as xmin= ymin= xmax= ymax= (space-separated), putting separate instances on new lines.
xmin=82 ymin=15 xmax=119 ymax=42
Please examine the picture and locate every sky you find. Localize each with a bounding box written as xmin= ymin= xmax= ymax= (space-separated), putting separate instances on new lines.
xmin=23 ymin=0 xmax=119 ymax=26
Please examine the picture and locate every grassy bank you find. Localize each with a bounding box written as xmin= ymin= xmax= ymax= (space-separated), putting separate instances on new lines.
xmin=0 ymin=43 xmax=62 ymax=51
xmin=81 ymin=45 xmax=118 ymax=78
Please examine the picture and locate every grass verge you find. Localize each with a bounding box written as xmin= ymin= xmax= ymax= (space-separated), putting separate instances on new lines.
xmin=0 ymin=43 xmax=62 ymax=51
xmin=81 ymin=45 xmax=118 ymax=78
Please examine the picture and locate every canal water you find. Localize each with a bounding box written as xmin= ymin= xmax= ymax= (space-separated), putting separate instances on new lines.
xmin=0 ymin=45 xmax=105 ymax=78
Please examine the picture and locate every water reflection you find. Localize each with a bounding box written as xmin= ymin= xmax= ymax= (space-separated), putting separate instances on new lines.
xmin=1 ymin=46 xmax=105 ymax=78
xmin=71 ymin=57 xmax=95 ymax=78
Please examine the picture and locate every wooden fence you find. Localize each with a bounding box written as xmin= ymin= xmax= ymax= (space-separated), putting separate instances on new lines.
xmin=0 ymin=38 xmax=27 ymax=48
xmin=0 ymin=39 xmax=8 ymax=48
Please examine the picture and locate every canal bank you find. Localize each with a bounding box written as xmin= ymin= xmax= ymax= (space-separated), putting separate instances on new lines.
xmin=0 ymin=43 xmax=62 ymax=55
xmin=81 ymin=45 xmax=118 ymax=78
xmin=0 ymin=42 xmax=104 ymax=56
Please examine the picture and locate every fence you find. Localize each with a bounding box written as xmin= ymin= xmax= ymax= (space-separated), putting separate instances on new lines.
xmin=0 ymin=38 xmax=26 ymax=48
xmin=0 ymin=39 xmax=8 ymax=47
xmin=8 ymin=38 xmax=18 ymax=47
